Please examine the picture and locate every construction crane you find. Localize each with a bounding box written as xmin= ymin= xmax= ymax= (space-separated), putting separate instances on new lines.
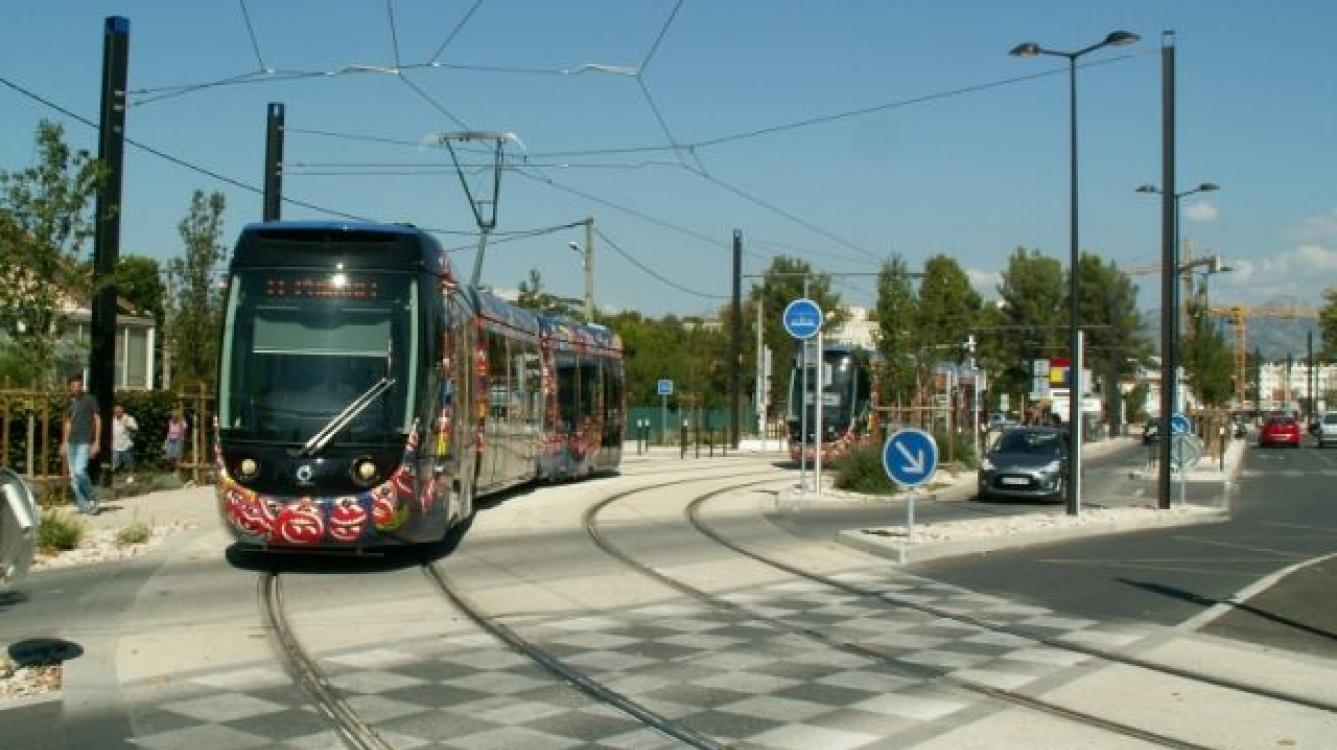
xmin=1207 ymin=303 xmax=1319 ymax=408
xmin=1123 ymin=245 xmax=1231 ymax=327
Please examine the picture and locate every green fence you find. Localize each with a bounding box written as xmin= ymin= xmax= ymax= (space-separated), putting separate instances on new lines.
xmin=627 ymin=405 xmax=761 ymax=445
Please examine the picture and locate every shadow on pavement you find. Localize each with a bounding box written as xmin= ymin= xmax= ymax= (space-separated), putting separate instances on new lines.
xmin=1118 ymin=577 xmax=1337 ymax=642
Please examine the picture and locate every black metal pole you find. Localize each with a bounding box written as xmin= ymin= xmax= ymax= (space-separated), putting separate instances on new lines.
xmin=1157 ymin=32 xmax=1177 ymax=510
xmin=1308 ymin=330 xmax=1315 ymax=423
xmin=91 ymin=15 xmax=129 ymax=484
xmin=730 ymin=229 xmax=742 ymax=449
xmin=1066 ymin=55 xmax=1081 ymax=516
xmin=262 ymin=102 xmax=284 ymax=221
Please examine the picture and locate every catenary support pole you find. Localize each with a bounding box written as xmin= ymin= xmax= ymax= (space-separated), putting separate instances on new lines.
xmin=91 ymin=15 xmax=129 ymax=484
xmin=262 ymin=102 xmax=284 ymax=221
xmin=730 ymin=230 xmax=742 ymax=449
xmin=1157 ymin=32 xmax=1177 ymax=511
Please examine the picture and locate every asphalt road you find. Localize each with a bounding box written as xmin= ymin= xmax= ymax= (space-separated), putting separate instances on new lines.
xmin=911 ymin=438 xmax=1337 ymax=658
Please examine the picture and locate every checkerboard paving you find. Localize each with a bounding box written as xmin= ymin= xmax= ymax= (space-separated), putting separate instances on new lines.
xmin=119 ymin=566 xmax=1161 ymax=749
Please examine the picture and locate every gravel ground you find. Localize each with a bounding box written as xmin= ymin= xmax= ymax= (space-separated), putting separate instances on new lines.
xmin=2 ymin=516 xmax=194 ymax=705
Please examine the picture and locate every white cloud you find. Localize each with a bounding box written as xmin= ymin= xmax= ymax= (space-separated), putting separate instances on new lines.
xmin=1184 ymin=200 xmax=1219 ymax=222
xmin=1290 ymin=209 xmax=1337 ymax=244
xmin=966 ymin=268 xmax=1001 ymax=296
xmin=1215 ymin=244 xmax=1337 ymax=304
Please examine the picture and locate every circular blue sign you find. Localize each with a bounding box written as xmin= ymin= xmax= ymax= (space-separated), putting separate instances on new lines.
xmin=782 ymin=298 xmax=823 ymax=340
xmin=881 ymin=428 xmax=938 ymax=489
xmin=1170 ymin=413 xmax=1191 ymax=435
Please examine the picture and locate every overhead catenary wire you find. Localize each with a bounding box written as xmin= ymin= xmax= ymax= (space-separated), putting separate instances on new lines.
xmin=427 ymin=0 xmax=488 ymax=65
xmin=236 ymin=0 xmax=268 ymax=71
xmin=596 ymin=228 xmax=726 ymax=301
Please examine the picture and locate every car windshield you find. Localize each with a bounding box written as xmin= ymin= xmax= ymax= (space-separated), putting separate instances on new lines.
xmin=993 ymin=430 xmax=1062 ymax=455
xmin=1267 ymin=417 xmax=1295 ymax=427
xmin=1324 ymin=414 xmax=1337 ymax=425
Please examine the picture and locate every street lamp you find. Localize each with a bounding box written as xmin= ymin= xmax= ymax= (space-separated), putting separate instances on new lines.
xmin=1011 ymin=29 xmax=1140 ymax=516
xmin=567 ymin=241 xmax=594 ymax=322
xmin=1135 ymin=182 xmax=1223 ymax=410
xmin=1136 ymin=182 xmax=1219 ymax=267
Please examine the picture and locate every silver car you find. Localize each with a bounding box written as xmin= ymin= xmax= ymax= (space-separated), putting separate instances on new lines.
xmin=977 ymin=426 xmax=1067 ymax=502
xmin=1318 ymin=412 xmax=1337 ymax=448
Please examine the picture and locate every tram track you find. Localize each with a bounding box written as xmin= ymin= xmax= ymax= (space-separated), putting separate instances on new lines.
xmin=254 ymin=463 xmax=786 ymax=749
xmin=259 ymin=571 xmax=393 ymax=750
xmin=585 ymin=479 xmax=1227 ymax=750
xmin=683 ymin=491 xmax=1337 ymax=717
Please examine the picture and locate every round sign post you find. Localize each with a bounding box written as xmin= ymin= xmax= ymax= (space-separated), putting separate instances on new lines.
xmin=882 ymin=428 xmax=939 ymax=539
xmin=783 ymin=299 xmax=823 ymax=495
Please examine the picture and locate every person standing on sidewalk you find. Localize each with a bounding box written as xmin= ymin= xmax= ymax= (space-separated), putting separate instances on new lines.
xmin=111 ymin=404 xmax=138 ymax=482
xmin=60 ymin=373 xmax=101 ymax=514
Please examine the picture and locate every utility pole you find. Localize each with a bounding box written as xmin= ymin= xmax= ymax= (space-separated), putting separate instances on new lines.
xmin=91 ymin=15 xmax=129 ymax=484
xmin=583 ymin=217 xmax=595 ymax=321
xmin=730 ymin=230 xmax=742 ymax=449
xmin=262 ymin=102 xmax=284 ymax=221
xmin=1157 ymin=31 xmax=1177 ymax=511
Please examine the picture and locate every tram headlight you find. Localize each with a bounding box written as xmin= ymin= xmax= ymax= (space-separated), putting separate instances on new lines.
xmin=350 ymin=457 xmax=380 ymax=487
xmin=238 ymin=458 xmax=259 ymax=480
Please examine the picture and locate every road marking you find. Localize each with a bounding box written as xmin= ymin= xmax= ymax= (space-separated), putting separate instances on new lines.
xmin=1170 ymin=535 xmax=1312 ymax=559
xmin=1261 ymin=521 xmax=1337 ymax=534
xmin=1176 ymin=551 xmax=1337 ymax=632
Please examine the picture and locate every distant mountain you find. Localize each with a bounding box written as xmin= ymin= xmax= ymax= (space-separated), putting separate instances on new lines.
xmin=1138 ymin=308 xmax=1323 ymax=362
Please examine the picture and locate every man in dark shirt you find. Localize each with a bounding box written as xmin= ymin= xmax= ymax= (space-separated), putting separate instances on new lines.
xmin=60 ymin=373 xmax=100 ymax=514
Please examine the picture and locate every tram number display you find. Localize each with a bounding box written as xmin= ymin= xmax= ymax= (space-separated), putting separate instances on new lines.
xmin=265 ymin=276 xmax=381 ymax=300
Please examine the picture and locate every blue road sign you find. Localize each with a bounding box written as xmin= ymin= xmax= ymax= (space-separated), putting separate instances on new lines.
xmin=882 ymin=428 xmax=938 ymax=489
xmin=1170 ymin=412 xmax=1191 ymax=435
xmin=782 ymin=298 xmax=823 ymax=340
xmin=657 ymin=379 xmax=674 ymax=397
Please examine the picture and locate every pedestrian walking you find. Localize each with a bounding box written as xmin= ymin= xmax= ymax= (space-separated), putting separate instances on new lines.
xmin=112 ymin=404 xmax=139 ymax=482
xmin=162 ymin=410 xmax=187 ymax=472
xmin=60 ymin=373 xmax=100 ymax=514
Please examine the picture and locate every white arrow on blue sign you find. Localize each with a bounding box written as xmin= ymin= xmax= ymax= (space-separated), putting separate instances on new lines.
xmin=782 ymin=298 xmax=823 ymax=340
xmin=882 ymin=428 xmax=938 ymax=489
xmin=1170 ymin=412 xmax=1191 ymax=435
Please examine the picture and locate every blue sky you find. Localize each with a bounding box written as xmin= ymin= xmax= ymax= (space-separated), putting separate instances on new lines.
xmin=3 ymin=1 xmax=1335 ymax=318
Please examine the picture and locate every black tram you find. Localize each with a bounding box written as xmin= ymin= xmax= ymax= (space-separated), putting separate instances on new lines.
xmin=215 ymin=222 xmax=623 ymax=548
xmin=786 ymin=342 xmax=878 ymax=462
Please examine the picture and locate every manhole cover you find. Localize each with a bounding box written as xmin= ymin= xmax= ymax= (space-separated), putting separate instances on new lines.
xmin=8 ymin=638 xmax=82 ymax=666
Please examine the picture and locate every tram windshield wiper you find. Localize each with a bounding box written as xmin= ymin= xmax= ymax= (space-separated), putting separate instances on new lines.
xmin=296 ymin=377 xmax=396 ymax=456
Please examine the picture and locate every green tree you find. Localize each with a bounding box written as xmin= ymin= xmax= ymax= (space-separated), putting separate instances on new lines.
xmin=0 ymin=121 xmax=102 ymax=387
xmin=750 ymin=256 xmax=843 ymax=419
xmin=1319 ymin=286 xmax=1337 ymax=361
xmin=167 ymin=191 xmax=227 ymax=388
xmin=515 ymin=267 xmax=580 ymax=317
xmin=1181 ymin=301 xmax=1234 ymax=407
xmin=874 ymin=255 xmax=918 ymax=405
xmin=989 ymin=247 xmax=1065 ymax=408
xmin=1075 ymin=254 xmax=1152 ymax=431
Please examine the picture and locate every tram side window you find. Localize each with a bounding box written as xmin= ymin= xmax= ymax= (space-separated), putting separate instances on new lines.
xmin=486 ymin=327 xmax=509 ymax=422
xmin=580 ymin=354 xmax=601 ymax=429
xmin=517 ymin=344 xmax=542 ymax=428
xmin=601 ymin=358 xmax=623 ymax=447
xmin=556 ymin=349 xmax=579 ymax=432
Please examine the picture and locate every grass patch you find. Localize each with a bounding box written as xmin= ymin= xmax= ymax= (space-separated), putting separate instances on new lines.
xmin=37 ymin=510 xmax=85 ymax=552
xmin=115 ymin=521 xmax=153 ymax=547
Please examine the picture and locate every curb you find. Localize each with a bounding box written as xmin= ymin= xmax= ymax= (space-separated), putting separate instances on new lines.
xmin=836 ymin=506 xmax=1232 ymax=565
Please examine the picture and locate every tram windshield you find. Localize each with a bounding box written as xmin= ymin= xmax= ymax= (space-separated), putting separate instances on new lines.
xmin=218 ymin=269 xmax=418 ymax=446
xmin=786 ymin=351 xmax=866 ymax=427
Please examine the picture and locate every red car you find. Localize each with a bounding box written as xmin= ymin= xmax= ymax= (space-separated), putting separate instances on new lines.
xmin=1259 ymin=415 xmax=1302 ymax=448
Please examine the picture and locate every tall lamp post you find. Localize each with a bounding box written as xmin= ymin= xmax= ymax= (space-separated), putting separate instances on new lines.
xmin=1011 ymin=29 xmax=1140 ymax=516
xmin=1135 ymin=181 xmax=1220 ymax=402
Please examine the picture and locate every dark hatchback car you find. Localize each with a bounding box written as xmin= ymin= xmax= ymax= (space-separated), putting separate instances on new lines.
xmin=977 ymin=426 xmax=1068 ymax=502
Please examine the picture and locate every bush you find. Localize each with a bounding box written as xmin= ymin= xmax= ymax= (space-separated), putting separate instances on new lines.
xmin=37 ymin=510 xmax=85 ymax=552
xmin=115 ymin=521 xmax=152 ymax=547
xmin=832 ymin=443 xmax=898 ymax=495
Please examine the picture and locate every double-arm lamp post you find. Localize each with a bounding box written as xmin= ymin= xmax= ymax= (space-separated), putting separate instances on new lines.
xmin=1010 ymin=30 xmax=1140 ymax=516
